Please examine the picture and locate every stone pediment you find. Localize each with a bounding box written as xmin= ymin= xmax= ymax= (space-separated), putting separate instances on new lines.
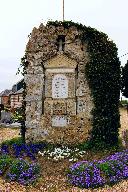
xmin=43 ymin=54 xmax=77 ymax=69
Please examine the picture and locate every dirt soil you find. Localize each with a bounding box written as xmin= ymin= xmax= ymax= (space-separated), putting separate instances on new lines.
xmin=0 ymin=108 xmax=128 ymax=192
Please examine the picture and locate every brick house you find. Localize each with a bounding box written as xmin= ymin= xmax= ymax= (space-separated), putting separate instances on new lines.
xmin=10 ymin=79 xmax=24 ymax=109
xmin=0 ymin=89 xmax=11 ymax=107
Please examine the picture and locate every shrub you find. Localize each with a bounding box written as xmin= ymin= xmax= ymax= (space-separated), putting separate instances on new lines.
xmin=75 ymin=136 xmax=123 ymax=152
xmin=121 ymin=60 xmax=128 ymax=98
xmin=6 ymin=159 xmax=40 ymax=185
xmin=67 ymin=149 xmax=128 ymax=189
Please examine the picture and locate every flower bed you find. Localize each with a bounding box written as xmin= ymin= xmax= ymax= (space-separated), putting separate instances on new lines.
xmin=1 ymin=137 xmax=128 ymax=188
xmin=6 ymin=158 xmax=40 ymax=185
xmin=0 ymin=139 xmax=46 ymax=160
xmin=38 ymin=145 xmax=86 ymax=162
xmin=67 ymin=149 xmax=128 ymax=189
xmin=0 ymin=139 xmax=43 ymax=185
xmin=0 ymin=155 xmax=40 ymax=185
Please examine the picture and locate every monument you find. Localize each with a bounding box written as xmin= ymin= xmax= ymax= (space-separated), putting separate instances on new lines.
xmin=24 ymin=22 xmax=94 ymax=144
xmin=24 ymin=21 xmax=120 ymax=146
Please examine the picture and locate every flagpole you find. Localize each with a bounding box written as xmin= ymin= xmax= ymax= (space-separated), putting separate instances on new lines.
xmin=63 ymin=0 xmax=64 ymax=21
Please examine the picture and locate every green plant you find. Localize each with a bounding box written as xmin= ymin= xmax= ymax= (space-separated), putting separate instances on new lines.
xmin=6 ymin=159 xmax=41 ymax=185
xmin=1 ymin=137 xmax=23 ymax=147
xmin=121 ymin=60 xmax=128 ymax=98
xmin=75 ymin=141 xmax=91 ymax=151
xmin=75 ymin=136 xmax=123 ymax=152
xmin=96 ymin=161 xmax=114 ymax=176
xmin=85 ymin=34 xmax=120 ymax=146
xmin=120 ymin=100 xmax=128 ymax=106
xmin=0 ymin=155 xmax=12 ymax=175
xmin=7 ymin=159 xmax=29 ymax=177
xmin=12 ymin=109 xmax=23 ymax=122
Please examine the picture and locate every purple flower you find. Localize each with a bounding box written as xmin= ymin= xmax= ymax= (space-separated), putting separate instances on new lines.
xmin=67 ymin=149 xmax=128 ymax=189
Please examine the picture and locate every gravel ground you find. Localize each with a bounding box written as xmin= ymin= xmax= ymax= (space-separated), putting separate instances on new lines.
xmin=0 ymin=128 xmax=20 ymax=143
xmin=0 ymin=107 xmax=128 ymax=192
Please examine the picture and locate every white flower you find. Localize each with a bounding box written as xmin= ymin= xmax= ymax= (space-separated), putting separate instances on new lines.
xmin=75 ymin=148 xmax=79 ymax=152
xmin=62 ymin=152 xmax=70 ymax=156
xmin=53 ymin=156 xmax=59 ymax=161
xmin=73 ymin=158 xmax=78 ymax=162
xmin=69 ymin=158 xmax=73 ymax=162
xmin=78 ymin=151 xmax=85 ymax=155
xmin=38 ymin=151 xmax=44 ymax=156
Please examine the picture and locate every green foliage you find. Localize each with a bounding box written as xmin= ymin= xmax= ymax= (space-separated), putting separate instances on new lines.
xmin=83 ymin=24 xmax=120 ymax=147
xmin=96 ymin=159 xmax=124 ymax=179
xmin=76 ymin=136 xmax=123 ymax=152
xmin=0 ymin=155 xmax=13 ymax=175
xmin=120 ymin=99 xmax=128 ymax=107
xmin=6 ymin=159 xmax=41 ymax=185
xmin=17 ymin=55 xmax=28 ymax=76
xmin=16 ymin=55 xmax=27 ymax=142
xmin=47 ymin=20 xmax=84 ymax=29
xmin=96 ymin=161 xmax=114 ymax=176
xmin=121 ymin=100 xmax=128 ymax=105
xmin=12 ymin=108 xmax=23 ymax=122
xmin=7 ymin=159 xmax=29 ymax=178
xmin=121 ymin=61 xmax=128 ymax=98
xmin=1 ymin=137 xmax=23 ymax=147
xmin=75 ymin=141 xmax=92 ymax=151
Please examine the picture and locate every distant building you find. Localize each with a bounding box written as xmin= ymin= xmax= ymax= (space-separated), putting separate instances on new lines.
xmin=0 ymin=89 xmax=12 ymax=107
xmin=10 ymin=79 xmax=24 ymax=109
xmin=0 ymin=79 xmax=24 ymax=109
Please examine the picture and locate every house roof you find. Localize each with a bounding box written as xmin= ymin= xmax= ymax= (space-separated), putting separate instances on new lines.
xmin=12 ymin=78 xmax=24 ymax=87
xmin=0 ymin=89 xmax=12 ymax=96
xmin=0 ymin=79 xmax=24 ymax=97
xmin=10 ymin=88 xmax=24 ymax=95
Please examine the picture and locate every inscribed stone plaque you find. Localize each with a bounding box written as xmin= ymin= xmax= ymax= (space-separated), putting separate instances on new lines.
xmin=52 ymin=74 xmax=68 ymax=98
xmin=52 ymin=116 xmax=67 ymax=127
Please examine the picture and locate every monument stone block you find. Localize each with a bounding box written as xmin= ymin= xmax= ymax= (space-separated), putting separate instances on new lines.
xmin=52 ymin=116 xmax=67 ymax=127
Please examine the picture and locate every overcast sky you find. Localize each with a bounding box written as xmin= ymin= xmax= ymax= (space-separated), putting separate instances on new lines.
xmin=0 ymin=0 xmax=128 ymax=92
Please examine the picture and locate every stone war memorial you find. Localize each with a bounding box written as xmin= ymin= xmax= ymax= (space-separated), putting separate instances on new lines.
xmin=24 ymin=21 xmax=120 ymax=146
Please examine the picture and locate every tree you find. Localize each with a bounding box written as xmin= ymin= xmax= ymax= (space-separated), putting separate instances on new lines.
xmin=122 ymin=60 xmax=128 ymax=98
